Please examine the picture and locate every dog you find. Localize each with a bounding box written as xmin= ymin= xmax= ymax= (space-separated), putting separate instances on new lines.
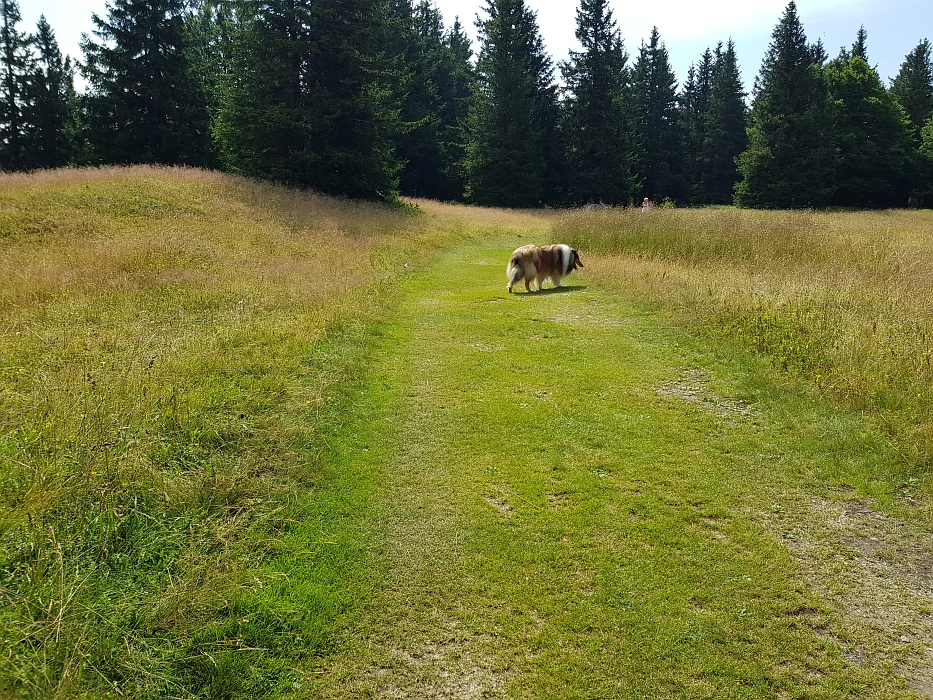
xmin=506 ymin=244 xmax=583 ymax=293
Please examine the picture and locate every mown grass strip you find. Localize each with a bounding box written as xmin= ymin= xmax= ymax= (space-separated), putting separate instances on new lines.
xmin=305 ymin=239 xmax=920 ymax=698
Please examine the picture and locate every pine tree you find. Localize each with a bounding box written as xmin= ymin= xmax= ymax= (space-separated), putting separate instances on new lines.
xmin=699 ymin=40 xmax=747 ymax=204
xmin=213 ymin=0 xmax=403 ymax=199
xmin=559 ymin=0 xmax=634 ymax=205
xmin=891 ymin=39 xmax=933 ymax=140
xmin=81 ymin=0 xmax=212 ymax=166
xmin=825 ymin=53 xmax=916 ymax=207
xmin=632 ymin=26 xmax=682 ymax=203
xmin=20 ymin=16 xmax=75 ymax=169
xmin=0 ymin=0 xmax=28 ymax=169
xmin=735 ymin=1 xmax=834 ymax=208
xmin=465 ymin=0 xmax=558 ymax=207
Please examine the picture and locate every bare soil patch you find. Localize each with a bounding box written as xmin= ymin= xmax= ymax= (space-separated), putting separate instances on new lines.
xmin=654 ymin=368 xmax=755 ymax=419
xmin=373 ymin=630 xmax=506 ymax=700
xmin=758 ymin=493 xmax=933 ymax=697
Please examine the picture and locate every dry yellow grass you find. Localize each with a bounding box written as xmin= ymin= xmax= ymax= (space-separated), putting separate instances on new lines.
xmin=413 ymin=197 xmax=557 ymax=233
xmin=0 ymin=165 xmax=419 ymax=309
xmin=557 ymin=206 xmax=933 ymax=472
xmin=0 ymin=166 xmax=450 ymax=696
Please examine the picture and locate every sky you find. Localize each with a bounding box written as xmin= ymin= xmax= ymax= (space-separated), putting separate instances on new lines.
xmin=18 ymin=0 xmax=933 ymax=92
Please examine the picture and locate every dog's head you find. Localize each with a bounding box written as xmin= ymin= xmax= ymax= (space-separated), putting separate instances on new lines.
xmin=571 ymin=248 xmax=583 ymax=270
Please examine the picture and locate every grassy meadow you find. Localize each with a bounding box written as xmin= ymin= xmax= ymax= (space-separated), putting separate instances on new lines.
xmin=1 ymin=168 xmax=932 ymax=698
xmin=0 ymin=167 xmax=457 ymax=697
xmin=558 ymin=206 xmax=933 ymax=485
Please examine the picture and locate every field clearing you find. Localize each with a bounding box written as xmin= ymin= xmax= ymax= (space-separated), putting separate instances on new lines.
xmin=558 ymin=206 xmax=933 ymax=485
xmin=1 ymin=168 xmax=931 ymax=698
xmin=0 ymin=167 xmax=460 ymax=696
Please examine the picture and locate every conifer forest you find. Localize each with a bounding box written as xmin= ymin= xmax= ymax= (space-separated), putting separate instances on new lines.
xmin=2 ymin=0 xmax=932 ymax=208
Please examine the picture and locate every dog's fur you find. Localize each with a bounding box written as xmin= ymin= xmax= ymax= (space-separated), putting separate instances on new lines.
xmin=506 ymin=244 xmax=583 ymax=293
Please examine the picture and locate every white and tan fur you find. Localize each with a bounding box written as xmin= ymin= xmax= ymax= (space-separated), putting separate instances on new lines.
xmin=506 ymin=244 xmax=583 ymax=293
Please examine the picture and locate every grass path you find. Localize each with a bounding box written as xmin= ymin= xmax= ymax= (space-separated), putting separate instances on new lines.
xmin=296 ymin=237 xmax=927 ymax=699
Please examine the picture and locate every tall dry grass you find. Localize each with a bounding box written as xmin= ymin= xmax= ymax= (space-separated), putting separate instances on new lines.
xmin=556 ymin=206 xmax=933 ymax=471
xmin=0 ymin=166 xmax=445 ymax=697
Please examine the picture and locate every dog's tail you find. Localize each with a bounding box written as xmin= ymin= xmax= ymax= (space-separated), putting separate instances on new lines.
xmin=506 ymin=257 xmax=524 ymax=293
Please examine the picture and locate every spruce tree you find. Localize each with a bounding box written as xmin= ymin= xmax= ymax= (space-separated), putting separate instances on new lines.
xmin=559 ymin=0 xmax=634 ymax=206
xmin=435 ymin=17 xmax=474 ymax=200
xmin=699 ymin=40 xmax=747 ymax=204
xmin=810 ymin=38 xmax=828 ymax=66
xmin=921 ymin=117 xmax=933 ymax=189
xmin=81 ymin=0 xmax=212 ymax=166
xmin=825 ymin=53 xmax=915 ymax=207
xmin=213 ymin=0 xmax=315 ymax=185
xmin=632 ymin=26 xmax=682 ymax=203
xmin=391 ymin=0 xmax=441 ymax=199
xmin=20 ymin=16 xmax=75 ymax=169
xmin=851 ymin=25 xmax=868 ymax=61
xmin=213 ymin=0 xmax=403 ymax=199
xmin=679 ymin=47 xmax=713 ymax=204
xmin=0 ymin=0 xmax=28 ymax=169
xmin=392 ymin=1 xmax=473 ymax=201
xmin=735 ymin=1 xmax=834 ymax=208
xmin=680 ymin=65 xmax=698 ymax=145
xmin=465 ymin=0 xmax=558 ymax=207
xmin=891 ymin=39 xmax=933 ymax=140
xmin=919 ymin=116 xmax=933 ymax=206
xmin=184 ymin=0 xmax=237 ymax=166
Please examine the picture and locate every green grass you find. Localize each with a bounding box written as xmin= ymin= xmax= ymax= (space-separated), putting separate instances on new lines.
xmin=0 ymin=167 xmax=451 ymax=697
xmin=555 ymin=206 xmax=933 ymax=476
xmin=299 ymin=239 xmax=924 ymax=698
xmin=2 ymin=171 xmax=931 ymax=697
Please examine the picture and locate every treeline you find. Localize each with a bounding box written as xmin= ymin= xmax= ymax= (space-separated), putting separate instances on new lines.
xmin=1 ymin=0 xmax=932 ymax=208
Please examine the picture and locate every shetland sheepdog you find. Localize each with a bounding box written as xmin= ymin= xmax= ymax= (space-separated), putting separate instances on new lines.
xmin=506 ymin=244 xmax=583 ymax=293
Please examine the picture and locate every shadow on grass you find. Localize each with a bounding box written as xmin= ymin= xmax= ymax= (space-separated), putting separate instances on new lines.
xmin=511 ymin=285 xmax=587 ymax=296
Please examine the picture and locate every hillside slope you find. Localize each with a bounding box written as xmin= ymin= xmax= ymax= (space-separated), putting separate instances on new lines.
xmin=0 ymin=167 xmax=451 ymax=697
